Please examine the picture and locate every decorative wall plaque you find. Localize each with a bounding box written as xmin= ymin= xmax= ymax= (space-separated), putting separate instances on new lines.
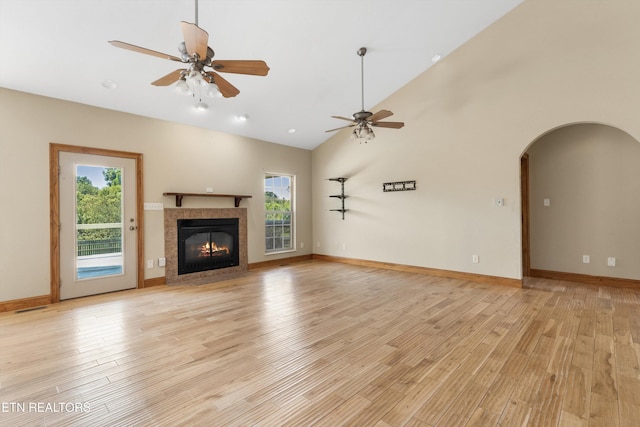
xmin=383 ymin=180 xmax=416 ymax=192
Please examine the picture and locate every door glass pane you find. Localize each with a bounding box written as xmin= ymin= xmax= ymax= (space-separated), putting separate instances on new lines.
xmin=75 ymin=165 xmax=124 ymax=280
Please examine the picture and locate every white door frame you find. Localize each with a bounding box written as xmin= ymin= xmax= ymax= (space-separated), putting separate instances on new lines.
xmin=50 ymin=143 xmax=144 ymax=303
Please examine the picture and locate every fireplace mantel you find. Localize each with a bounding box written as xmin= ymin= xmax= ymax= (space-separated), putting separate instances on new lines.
xmin=163 ymin=192 xmax=252 ymax=208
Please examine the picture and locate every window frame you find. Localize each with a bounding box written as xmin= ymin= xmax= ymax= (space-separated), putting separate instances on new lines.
xmin=264 ymin=172 xmax=295 ymax=255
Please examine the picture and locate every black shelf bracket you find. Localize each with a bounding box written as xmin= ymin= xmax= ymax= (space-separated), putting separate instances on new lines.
xmin=328 ymin=178 xmax=348 ymax=219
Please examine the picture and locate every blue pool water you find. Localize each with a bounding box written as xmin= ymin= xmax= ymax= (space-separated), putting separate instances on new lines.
xmin=77 ymin=265 xmax=123 ymax=279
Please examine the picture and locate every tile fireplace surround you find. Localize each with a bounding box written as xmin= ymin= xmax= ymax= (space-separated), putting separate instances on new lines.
xmin=163 ymin=208 xmax=248 ymax=284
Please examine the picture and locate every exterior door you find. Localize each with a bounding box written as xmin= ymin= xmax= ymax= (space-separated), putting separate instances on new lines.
xmin=58 ymin=152 xmax=138 ymax=299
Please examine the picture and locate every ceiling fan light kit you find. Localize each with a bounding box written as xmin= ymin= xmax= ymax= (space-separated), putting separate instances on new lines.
xmin=205 ymin=83 xmax=222 ymax=98
xmin=174 ymin=78 xmax=192 ymax=95
xmin=352 ymin=124 xmax=375 ymax=142
xmin=326 ymin=47 xmax=404 ymax=142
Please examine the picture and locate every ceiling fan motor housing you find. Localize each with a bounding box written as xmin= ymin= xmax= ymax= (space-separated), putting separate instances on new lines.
xmin=353 ymin=111 xmax=372 ymax=122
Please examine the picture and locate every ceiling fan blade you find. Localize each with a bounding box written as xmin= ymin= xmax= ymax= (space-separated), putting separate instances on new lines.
xmin=206 ymin=71 xmax=240 ymax=98
xmin=371 ymin=121 xmax=405 ymax=129
xmin=211 ymin=60 xmax=270 ymax=76
xmin=109 ymin=40 xmax=182 ymax=62
xmin=331 ymin=116 xmax=356 ymax=123
xmin=326 ymin=124 xmax=356 ymax=133
xmin=151 ymin=69 xmax=187 ymax=86
xmin=180 ymin=21 xmax=209 ymax=60
xmin=368 ymin=109 xmax=394 ymax=123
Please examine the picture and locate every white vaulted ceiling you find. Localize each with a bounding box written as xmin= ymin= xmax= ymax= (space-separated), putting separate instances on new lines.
xmin=0 ymin=0 xmax=523 ymax=150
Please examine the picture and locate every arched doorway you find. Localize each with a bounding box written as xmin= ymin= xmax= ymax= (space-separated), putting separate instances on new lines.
xmin=521 ymin=123 xmax=640 ymax=285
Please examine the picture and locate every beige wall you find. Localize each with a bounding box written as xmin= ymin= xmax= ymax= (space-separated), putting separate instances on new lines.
xmin=528 ymin=124 xmax=640 ymax=279
xmin=312 ymin=0 xmax=640 ymax=280
xmin=0 ymin=88 xmax=312 ymax=302
xmin=4 ymin=0 xmax=640 ymax=303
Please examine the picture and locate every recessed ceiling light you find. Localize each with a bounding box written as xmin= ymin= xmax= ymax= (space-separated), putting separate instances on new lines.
xmin=101 ymin=79 xmax=118 ymax=89
xmin=431 ymin=54 xmax=442 ymax=63
xmin=194 ymin=101 xmax=209 ymax=111
xmin=287 ymin=128 xmax=296 ymax=134
xmin=235 ymin=114 xmax=249 ymax=122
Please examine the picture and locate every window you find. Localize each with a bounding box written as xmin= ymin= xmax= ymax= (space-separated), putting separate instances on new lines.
xmin=265 ymin=173 xmax=294 ymax=253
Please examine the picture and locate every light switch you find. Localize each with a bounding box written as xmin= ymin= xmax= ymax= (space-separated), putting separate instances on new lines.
xmin=144 ymin=203 xmax=164 ymax=211
xmin=543 ymin=198 xmax=550 ymax=207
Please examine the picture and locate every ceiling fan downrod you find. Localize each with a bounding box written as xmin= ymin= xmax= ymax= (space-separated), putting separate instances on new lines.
xmin=358 ymin=47 xmax=367 ymax=112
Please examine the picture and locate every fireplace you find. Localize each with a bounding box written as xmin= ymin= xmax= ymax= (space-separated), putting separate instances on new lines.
xmin=177 ymin=218 xmax=239 ymax=275
xmin=164 ymin=208 xmax=248 ymax=285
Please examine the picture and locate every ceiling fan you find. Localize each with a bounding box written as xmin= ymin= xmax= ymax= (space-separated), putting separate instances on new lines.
xmin=326 ymin=47 xmax=404 ymax=141
xmin=108 ymin=0 xmax=269 ymax=99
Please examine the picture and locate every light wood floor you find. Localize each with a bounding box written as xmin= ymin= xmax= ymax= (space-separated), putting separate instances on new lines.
xmin=1 ymin=260 xmax=639 ymax=426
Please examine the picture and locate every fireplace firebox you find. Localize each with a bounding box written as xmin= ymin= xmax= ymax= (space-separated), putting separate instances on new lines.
xmin=177 ymin=218 xmax=240 ymax=275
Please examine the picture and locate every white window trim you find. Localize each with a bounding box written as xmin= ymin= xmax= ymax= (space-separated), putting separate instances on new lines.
xmin=264 ymin=172 xmax=296 ymax=255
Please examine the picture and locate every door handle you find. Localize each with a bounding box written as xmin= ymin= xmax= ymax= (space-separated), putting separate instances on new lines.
xmin=129 ymin=225 xmax=138 ymax=231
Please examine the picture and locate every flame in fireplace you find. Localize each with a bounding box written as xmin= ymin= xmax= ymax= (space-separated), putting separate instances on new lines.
xmin=200 ymin=241 xmax=230 ymax=257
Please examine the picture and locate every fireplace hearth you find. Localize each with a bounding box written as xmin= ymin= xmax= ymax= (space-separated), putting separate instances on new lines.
xmin=178 ymin=218 xmax=239 ymax=275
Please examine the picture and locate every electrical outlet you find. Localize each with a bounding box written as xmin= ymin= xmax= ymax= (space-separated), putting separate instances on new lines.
xmin=582 ymin=255 xmax=590 ymax=264
xmin=300 ymin=242 xmax=304 ymax=249
xmin=472 ymin=254 xmax=479 ymax=263
xmin=607 ymin=257 xmax=616 ymax=267
xmin=147 ymin=259 xmax=154 ymax=269
xmin=543 ymin=198 xmax=550 ymax=207
xmin=158 ymin=257 xmax=166 ymax=267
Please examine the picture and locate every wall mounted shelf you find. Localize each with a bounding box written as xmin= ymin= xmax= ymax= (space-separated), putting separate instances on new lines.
xmin=163 ymin=192 xmax=252 ymax=208
xmin=328 ymin=177 xmax=348 ymax=219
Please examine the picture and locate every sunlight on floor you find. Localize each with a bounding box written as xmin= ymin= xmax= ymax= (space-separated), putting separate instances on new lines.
xmin=259 ymin=269 xmax=298 ymax=328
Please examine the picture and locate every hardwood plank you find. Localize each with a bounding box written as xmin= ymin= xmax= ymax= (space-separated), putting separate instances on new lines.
xmin=465 ymin=406 xmax=500 ymax=426
xmin=0 ymin=260 xmax=637 ymax=426
xmin=380 ymin=379 xmax=440 ymax=426
xmin=617 ymin=375 xmax=640 ymax=427
xmin=589 ymin=391 xmax=620 ymax=427
xmin=561 ymin=365 xmax=592 ymax=425
xmin=314 ymin=394 xmax=371 ymax=426
xmin=558 ymin=410 xmax=589 ymax=427
xmin=278 ymin=392 xmax=345 ymax=426
xmin=591 ymin=333 xmax=618 ymax=398
xmin=344 ymin=387 xmax=405 ymax=427
xmin=496 ymin=398 xmax=533 ymax=425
